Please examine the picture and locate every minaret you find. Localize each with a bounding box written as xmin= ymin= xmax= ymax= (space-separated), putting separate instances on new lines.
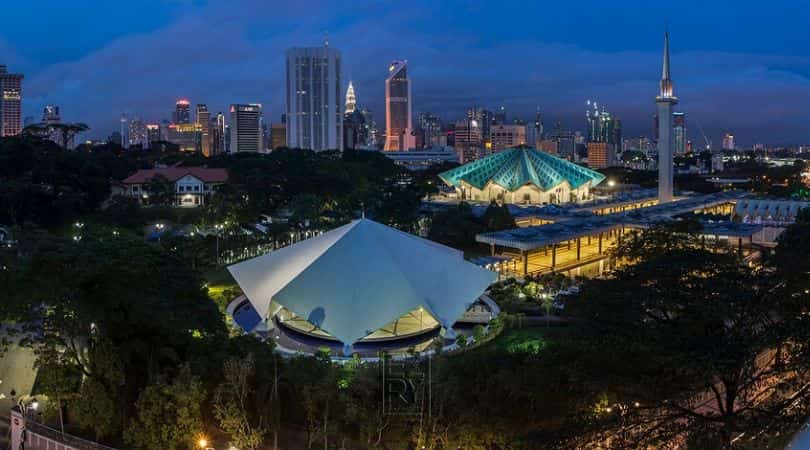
xmin=345 ymin=80 xmax=356 ymax=114
xmin=656 ymin=31 xmax=678 ymax=203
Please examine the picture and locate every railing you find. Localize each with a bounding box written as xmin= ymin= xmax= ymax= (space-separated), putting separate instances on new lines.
xmin=10 ymin=409 xmax=117 ymax=450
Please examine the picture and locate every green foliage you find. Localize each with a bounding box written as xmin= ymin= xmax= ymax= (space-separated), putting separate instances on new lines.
xmin=428 ymin=202 xmax=485 ymax=248
xmin=145 ymin=174 xmax=175 ymax=206
xmin=479 ymin=201 xmax=516 ymax=230
xmin=213 ymin=355 xmax=266 ymax=450
xmin=560 ymin=223 xmax=810 ymax=447
xmin=124 ymin=366 xmax=206 ymax=450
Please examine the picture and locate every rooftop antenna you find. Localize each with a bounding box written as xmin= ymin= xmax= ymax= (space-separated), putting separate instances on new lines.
xmin=360 ymin=201 xmax=365 ymax=219
xmin=324 ymin=31 xmax=329 ymax=47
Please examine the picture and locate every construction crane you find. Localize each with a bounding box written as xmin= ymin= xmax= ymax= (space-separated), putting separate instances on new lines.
xmin=693 ymin=118 xmax=712 ymax=151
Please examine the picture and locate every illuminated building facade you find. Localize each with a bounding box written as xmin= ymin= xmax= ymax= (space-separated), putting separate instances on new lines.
xmin=271 ymin=122 xmax=287 ymax=150
xmin=454 ymin=117 xmax=484 ymax=163
xmin=0 ymin=65 xmax=23 ymax=137
xmin=673 ymin=112 xmax=686 ymax=155
xmin=587 ymin=142 xmax=615 ymax=169
xmin=345 ymin=80 xmax=356 ymax=114
xmin=384 ymin=60 xmax=415 ymax=151
xmin=723 ymin=133 xmax=735 ymax=150
xmin=286 ymin=45 xmax=343 ymax=151
xmin=173 ymin=99 xmax=191 ymax=124
xmin=196 ymin=104 xmax=212 ymax=156
xmin=212 ymin=112 xmax=226 ymax=155
xmin=167 ymin=123 xmax=202 ymax=152
xmin=230 ymin=104 xmax=263 ymax=153
xmin=440 ymin=147 xmax=605 ymax=205
xmin=490 ymin=124 xmax=526 ymax=151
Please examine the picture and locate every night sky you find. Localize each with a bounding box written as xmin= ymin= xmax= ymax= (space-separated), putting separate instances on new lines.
xmin=2 ymin=0 xmax=809 ymax=146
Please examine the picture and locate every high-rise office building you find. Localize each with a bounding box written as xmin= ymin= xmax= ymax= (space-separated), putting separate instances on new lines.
xmin=196 ymin=104 xmax=212 ymax=157
xmin=417 ymin=112 xmax=443 ymax=148
xmin=230 ymin=104 xmax=263 ymax=153
xmin=529 ymin=107 xmax=544 ymax=148
xmin=722 ymin=133 xmax=735 ymax=151
xmin=345 ymin=80 xmax=356 ymax=114
xmin=585 ymin=101 xmax=621 ymax=147
xmin=211 ymin=112 xmax=226 ymax=155
xmin=454 ymin=117 xmax=483 ymax=163
xmin=146 ymin=124 xmax=160 ymax=148
xmin=0 ymin=65 xmax=23 ymax=137
xmin=129 ymin=118 xmax=148 ymax=148
xmin=656 ymin=31 xmax=678 ymax=203
xmin=467 ymin=108 xmax=493 ymax=143
xmin=384 ymin=60 xmax=414 ymax=151
xmin=587 ymin=142 xmax=615 ymax=169
xmin=672 ymin=112 xmax=686 ymax=155
xmin=360 ymin=108 xmax=378 ymax=148
xmin=286 ymin=45 xmax=343 ymax=151
xmin=490 ymin=124 xmax=527 ymax=151
xmin=493 ymin=106 xmax=506 ymax=125
xmin=173 ymin=99 xmax=191 ymax=124
xmin=271 ymin=122 xmax=287 ymax=150
xmin=167 ymin=123 xmax=201 ymax=152
xmin=544 ymin=124 xmax=577 ymax=160
xmin=42 ymin=105 xmax=60 ymax=124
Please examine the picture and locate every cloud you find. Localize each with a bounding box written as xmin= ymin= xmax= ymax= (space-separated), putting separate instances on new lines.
xmin=13 ymin=0 xmax=810 ymax=146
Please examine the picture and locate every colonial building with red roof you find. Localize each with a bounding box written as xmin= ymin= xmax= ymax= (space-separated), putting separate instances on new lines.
xmin=122 ymin=167 xmax=228 ymax=207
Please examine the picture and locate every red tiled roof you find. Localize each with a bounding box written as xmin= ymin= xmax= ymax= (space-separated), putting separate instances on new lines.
xmin=122 ymin=167 xmax=228 ymax=184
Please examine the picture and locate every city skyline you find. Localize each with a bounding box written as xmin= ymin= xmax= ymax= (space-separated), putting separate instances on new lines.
xmin=2 ymin=1 xmax=810 ymax=146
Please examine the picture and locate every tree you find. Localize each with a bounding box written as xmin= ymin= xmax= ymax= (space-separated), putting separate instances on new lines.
xmin=561 ymin=224 xmax=810 ymax=448
xmin=480 ymin=200 xmax=516 ymax=231
xmin=124 ymin=366 xmax=206 ymax=450
xmin=213 ymin=355 xmax=267 ymax=450
xmin=428 ymin=202 xmax=485 ymax=249
xmin=12 ymin=230 xmax=225 ymax=442
xmin=145 ymin=174 xmax=175 ymax=206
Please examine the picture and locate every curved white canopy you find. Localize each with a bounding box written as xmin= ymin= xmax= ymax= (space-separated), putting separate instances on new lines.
xmin=228 ymin=219 xmax=496 ymax=344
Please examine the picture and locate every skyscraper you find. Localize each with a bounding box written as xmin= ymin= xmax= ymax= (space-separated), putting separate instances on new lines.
xmin=146 ymin=124 xmax=160 ymax=148
xmin=173 ymin=99 xmax=191 ymax=124
xmin=0 ymin=65 xmax=23 ymax=137
xmin=212 ymin=112 xmax=226 ymax=155
xmin=230 ymin=104 xmax=263 ymax=153
xmin=345 ymin=80 xmax=356 ymax=114
xmin=454 ymin=117 xmax=483 ymax=163
xmin=530 ymin=107 xmax=544 ymax=148
xmin=490 ymin=124 xmax=527 ymax=151
xmin=722 ymin=133 xmax=735 ymax=151
xmin=417 ymin=112 xmax=443 ymax=148
xmin=129 ymin=118 xmax=148 ymax=148
xmin=286 ymin=45 xmax=343 ymax=151
xmin=656 ymin=31 xmax=678 ymax=203
xmin=672 ymin=112 xmax=686 ymax=155
xmin=384 ymin=60 xmax=415 ymax=151
xmin=196 ymin=104 xmax=212 ymax=157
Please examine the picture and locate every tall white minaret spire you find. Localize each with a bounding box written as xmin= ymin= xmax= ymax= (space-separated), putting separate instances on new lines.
xmin=656 ymin=30 xmax=678 ymax=203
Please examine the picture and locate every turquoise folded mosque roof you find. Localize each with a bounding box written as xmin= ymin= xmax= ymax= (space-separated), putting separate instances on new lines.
xmin=439 ymin=147 xmax=605 ymax=192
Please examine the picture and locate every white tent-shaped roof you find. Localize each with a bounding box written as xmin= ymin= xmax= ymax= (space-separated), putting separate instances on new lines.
xmin=228 ymin=219 xmax=497 ymax=344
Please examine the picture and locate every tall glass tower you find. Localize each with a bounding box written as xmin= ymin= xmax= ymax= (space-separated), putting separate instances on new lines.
xmin=384 ymin=60 xmax=414 ymax=151
xmin=285 ymin=44 xmax=343 ymax=151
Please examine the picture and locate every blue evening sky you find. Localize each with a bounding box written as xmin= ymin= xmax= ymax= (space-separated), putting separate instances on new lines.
xmin=2 ymin=0 xmax=809 ymax=145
